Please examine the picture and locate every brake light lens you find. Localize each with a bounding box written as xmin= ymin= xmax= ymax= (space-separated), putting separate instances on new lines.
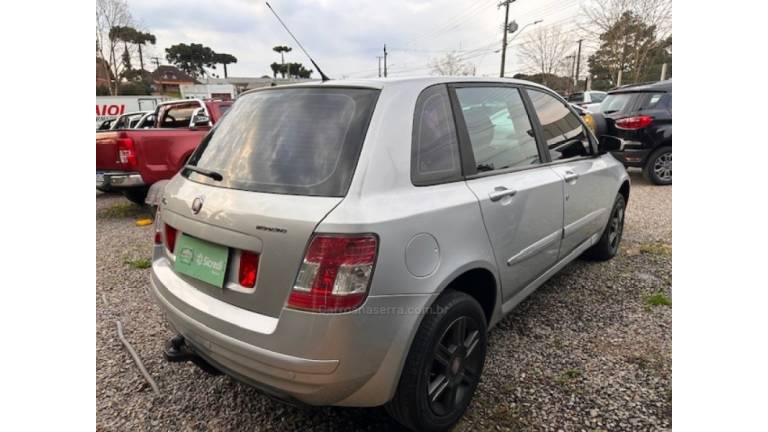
xmin=615 ymin=115 xmax=653 ymax=130
xmin=239 ymin=251 xmax=260 ymax=288
xmin=287 ymin=234 xmax=378 ymax=313
xmin=165 ymin=224 xmax=178 ymax=253
xmin=117 ymin=137 xmax=137 ymax=170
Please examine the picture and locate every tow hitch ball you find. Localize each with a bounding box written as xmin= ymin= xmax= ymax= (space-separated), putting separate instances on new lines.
xmin=164 ymin=334 xmax=222 ymax=376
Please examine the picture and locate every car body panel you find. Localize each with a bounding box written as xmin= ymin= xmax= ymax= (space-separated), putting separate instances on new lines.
xmin=464 ymin=166 xmax=563 ymax=302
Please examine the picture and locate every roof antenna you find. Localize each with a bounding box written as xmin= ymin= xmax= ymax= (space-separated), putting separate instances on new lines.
xmin=265 ymin=2 xmax=331 ymax=82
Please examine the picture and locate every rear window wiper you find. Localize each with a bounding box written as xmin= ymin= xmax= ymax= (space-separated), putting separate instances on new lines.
xmin=184 ymin=165 xmax=223 ymax=181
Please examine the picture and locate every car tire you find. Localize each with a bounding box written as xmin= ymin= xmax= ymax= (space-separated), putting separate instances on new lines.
xmin=386 ymin=291 xmax=487 ymax=432
xmin=644 ymin=146 xmax=672 ymax=185
xmin=583 ymin=193 xmax=626 ymax=261
xmin=122 ymin=187 xmax=149 ymax=206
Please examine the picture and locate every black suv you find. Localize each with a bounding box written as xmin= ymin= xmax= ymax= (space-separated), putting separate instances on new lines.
xmin=600 ymin=80 xmax=672 ymax=185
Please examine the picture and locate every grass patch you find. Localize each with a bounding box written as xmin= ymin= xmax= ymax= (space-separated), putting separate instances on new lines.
xmin=98 ymin=202 xmax=150 ymax=219
xmin=124 ymin=258 xmax=152 ymax=269
xmin=554 ymin=368 xmax=583 ymax=385
xmin=645 ymin=292 xmax=672 ymax=308
xmin=639 ymin=242 xmax=672 ymax=256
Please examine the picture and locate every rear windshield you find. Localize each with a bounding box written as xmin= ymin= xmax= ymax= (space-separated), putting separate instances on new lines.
xmin=567 ymin=93 xmax=584 ymax=102
xmin=185 ymin=87 xmax=379 ymax=197
xmin=600 ymin=91 xmax=667 ymax=114
xmin=599 ymin=93 xmax=634 ymax=114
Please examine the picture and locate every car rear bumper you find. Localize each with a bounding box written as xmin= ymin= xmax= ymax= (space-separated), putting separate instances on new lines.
xmin=149 ymin=253 xmax=435 ymax=407
xmin=97 ymin=171 xmax=145 ymax=189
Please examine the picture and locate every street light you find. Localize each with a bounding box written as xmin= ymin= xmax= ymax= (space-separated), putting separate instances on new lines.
xmin=495 ymin=19 xmax=543 ymax=54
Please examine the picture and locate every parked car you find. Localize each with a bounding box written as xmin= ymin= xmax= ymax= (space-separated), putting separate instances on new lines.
xmin=96 ymin=99 xmax=232 ymax=203
xmin=598 ymin=80 xmax=672 ymax=185
xmin=567 ymin=90 xmax=607 ymax=111
xmin=150 ymin=77 xmax=629 ymax=431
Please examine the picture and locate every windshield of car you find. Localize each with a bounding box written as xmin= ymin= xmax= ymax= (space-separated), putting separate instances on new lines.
xmin=185 ymin=87 xmax=379 ymax=197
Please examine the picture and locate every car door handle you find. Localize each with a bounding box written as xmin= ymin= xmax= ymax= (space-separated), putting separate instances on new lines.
xmin=489 ymin=186 xmax=517 ymax=202
xmin=563 ymin=171 xmax=579 ymax=182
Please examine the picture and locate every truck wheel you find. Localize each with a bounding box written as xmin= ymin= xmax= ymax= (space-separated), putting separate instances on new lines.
xmin=122 ymin=187 xmax=149 ymax=206
xmin=583 ymin=193 xmax=626 ymax=261
xmin=644 ymin=146 xmax=672 ymax=185
xmin=386 ymin=291 xmax=487 ymax=432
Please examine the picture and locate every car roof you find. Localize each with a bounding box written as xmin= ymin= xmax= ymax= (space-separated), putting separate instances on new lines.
xmin=610 ymin=79 xmax=671 ymax=94
xmin=241 ymin=76 xmax=554 ymax=94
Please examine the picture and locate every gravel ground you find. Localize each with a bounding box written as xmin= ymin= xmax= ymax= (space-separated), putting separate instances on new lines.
xmin=96 ymin=170 xmax=671 ymax=431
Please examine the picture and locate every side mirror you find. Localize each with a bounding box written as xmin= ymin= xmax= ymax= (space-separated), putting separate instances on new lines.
xmin=598 ymin=135 xmax=622 ymax=154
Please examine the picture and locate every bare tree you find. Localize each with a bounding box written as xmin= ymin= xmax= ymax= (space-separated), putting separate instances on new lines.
xmin=579 ymin=0 xmax=672 ymax=40
xmin=428 ymin=52 xmax=476 ymax=76
xmin=516 ymin=25 xmax=572 ymax=87
xmin=96 ymin=0 xmax=135 ymax=95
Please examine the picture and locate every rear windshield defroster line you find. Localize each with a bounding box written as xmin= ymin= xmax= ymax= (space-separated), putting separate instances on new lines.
xmin=185 ymin=87 xmax=380 ymax=197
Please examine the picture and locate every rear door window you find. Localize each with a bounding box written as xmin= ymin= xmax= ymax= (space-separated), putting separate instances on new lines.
xmin=411 ymin=85 xmax=462 ymax=185
xmin=186 ymin=87 xmax=379 ymax=197
xmin=455 ymin=86 xmax=541 ymax=173
xmin=527 ymin=89 xmax=592 ymax=161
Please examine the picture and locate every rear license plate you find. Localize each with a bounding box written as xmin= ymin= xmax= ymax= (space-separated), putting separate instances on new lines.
xmin=174 ymin=234 xmax=229 ymax=287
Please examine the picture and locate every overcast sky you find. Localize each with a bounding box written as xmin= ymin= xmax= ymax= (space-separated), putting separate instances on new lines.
xmin=129 ymin=0 xmax=585 ymax=79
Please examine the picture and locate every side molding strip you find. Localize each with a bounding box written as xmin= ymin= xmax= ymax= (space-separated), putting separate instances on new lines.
xmin=501 ymin=232 xmax=600 ymax=315
xmin=506 ymin=230 xmax=562 ymax=266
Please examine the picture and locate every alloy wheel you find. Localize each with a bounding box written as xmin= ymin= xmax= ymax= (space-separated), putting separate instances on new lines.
xmin=427 ymin=316 xmax=483 ymax=417
xmin=653 ymin=152 xmax=672 ymax=182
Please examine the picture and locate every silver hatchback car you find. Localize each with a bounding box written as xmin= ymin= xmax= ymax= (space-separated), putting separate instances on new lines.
xmin=150 ymin=77 xmax=629 ymax=431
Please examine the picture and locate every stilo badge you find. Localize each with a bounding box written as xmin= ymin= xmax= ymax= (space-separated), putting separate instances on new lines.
xmin=191 ymin=197 xmax=204 ymax=214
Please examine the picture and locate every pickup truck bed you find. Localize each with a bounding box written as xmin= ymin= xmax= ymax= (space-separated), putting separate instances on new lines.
xmin=96 ymin=99 xmax=231 ymax=202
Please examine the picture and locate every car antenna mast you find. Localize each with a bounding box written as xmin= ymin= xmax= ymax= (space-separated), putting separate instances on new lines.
xmin=265 ymin=2 xmax=331 ymax=82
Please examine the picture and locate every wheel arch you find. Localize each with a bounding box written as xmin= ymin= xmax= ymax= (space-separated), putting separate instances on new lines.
xmin=618 ymin=179 xmax=630 ymax=204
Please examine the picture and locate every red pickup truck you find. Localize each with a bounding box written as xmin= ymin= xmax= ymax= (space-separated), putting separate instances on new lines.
xmin=96 ymin=99 xmax=232 ymax=203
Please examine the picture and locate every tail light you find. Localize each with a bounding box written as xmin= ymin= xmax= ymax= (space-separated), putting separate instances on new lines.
xmin=239 ymin=251 xmax=260 ymax=288
xmin=615 ymin=115 xmax=653 ymax=130
xmin=117 ymin=137 xmax=137 ymax=170
xmin=287 ymin=234 xmax=378 ymax=313
xmin=165 ymin=224 xmax=178 ymax=253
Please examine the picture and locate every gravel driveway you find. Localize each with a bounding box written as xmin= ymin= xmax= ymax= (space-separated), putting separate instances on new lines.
xmin=96 ymin=170 xmax=671 ymax=431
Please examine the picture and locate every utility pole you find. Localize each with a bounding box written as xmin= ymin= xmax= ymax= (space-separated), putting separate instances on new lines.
xmin=499 ymin=0 xmax=516 ymax=77
xmin=150 ymin=57 xmax=161 ymax=69
xmin=568 ymin=54 xmax=576 ymax=93
xmin=575 ymin=39 xmax=583 ymax=90
xmin=376 ymin=56 xmax=383 ymax=77
xmin=383 ymin=45 xmax=388 ymax=77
